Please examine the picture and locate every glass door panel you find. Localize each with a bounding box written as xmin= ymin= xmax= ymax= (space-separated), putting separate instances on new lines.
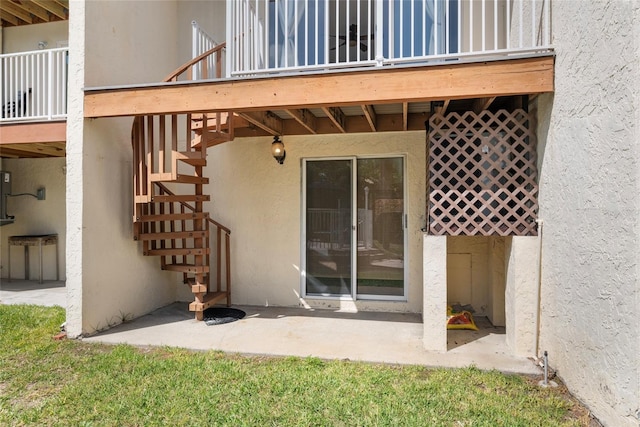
xmin=305 ymin=159 xmax=353 ymax=296
xmin=356 ymin=158 xmax=405 ymax=297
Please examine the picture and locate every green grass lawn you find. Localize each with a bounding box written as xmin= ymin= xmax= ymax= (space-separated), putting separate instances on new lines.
xmin=0 ymin=305 xmax=591 ymax=426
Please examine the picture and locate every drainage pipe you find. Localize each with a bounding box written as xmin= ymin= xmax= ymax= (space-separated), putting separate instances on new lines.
xmin=534 ymin=218 xmax=544 ymax=358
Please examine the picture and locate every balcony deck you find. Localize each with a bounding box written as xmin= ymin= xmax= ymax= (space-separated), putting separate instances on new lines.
xmin=83 ymin=54 xmax=553 ymax=136
xmin=1 ymin=47 xmax=68 ymax=158
xmin=0 ymin=121 xmax=66 ymax=158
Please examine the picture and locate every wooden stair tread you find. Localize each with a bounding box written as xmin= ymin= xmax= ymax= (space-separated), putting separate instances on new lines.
xmin=151 ymin=194 xmax=210 ymax=203
xmin=137 ymin=230 xmax=207 ymax=240
xmin=191 ymin=132 xmax=233 ymax=149
xmin=138 ymin=212 xmax=209 ymax=222
xmin=144 ymin=247 xmax=210 ymax=256
xmin=150 ymin=174 xmax=209 ymax=184
xmin=189 ymin=291 xmax=228 ymax=311
xmin=174 ymin=151 xmax=206 ymax=166
xmin=163 ymin=263 xmax=210 ymax=273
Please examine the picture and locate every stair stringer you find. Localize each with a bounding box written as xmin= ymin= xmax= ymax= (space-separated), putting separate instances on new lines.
xmin=131 ymin=44 xmax=233 ymax=320
xmin=132 ymin=112 xmax=233 ymax=320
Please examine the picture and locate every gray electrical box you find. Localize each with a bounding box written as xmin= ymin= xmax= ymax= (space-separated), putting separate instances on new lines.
xmin=0 ymin=171 xmax=15 ymax=226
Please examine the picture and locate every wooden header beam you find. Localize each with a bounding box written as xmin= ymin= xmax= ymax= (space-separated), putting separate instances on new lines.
xmin=84 ymin=56 xmax=554 ymax=119
xmin=0 ymin=122 xmax=66 ymax=145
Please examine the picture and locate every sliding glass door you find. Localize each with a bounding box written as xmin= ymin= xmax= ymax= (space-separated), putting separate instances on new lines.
xmin=303 ymin=156 xmax=405 ymax=300
xmin=304 ymin=159 xmax=354 ymax=296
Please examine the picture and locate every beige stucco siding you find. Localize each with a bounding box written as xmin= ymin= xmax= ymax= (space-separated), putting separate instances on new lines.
xmin=66 ymin=0 xmax=188 ymax=336
xmin=536 ymin=1 xmax=640 ymax=426
xmin=201 ymin=131 xmax=426 ymax=313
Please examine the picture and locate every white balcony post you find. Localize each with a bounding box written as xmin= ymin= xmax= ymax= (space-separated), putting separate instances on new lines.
xmin=375 ymin=0 xmax=384 ymax=66
xmin=225 ymin=0 xmax=233 ymax=77
xmin=47 ymin=50 xmax=53 ymax=120
xmin=544 ymin=0 xmax=550 ymax=46
xmin=531 ymin=0 xmax=536 ymax=47
xmin=192 ymin=21 xmax=198 ymax=60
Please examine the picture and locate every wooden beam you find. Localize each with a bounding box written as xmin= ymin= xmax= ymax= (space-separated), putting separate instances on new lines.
xmin=11 ymin=1 xmax=51 ymax=22
xmin=0 ymin=1 xmax=33 ymax=24
xmin=232 ymin=111 xmax=431 ymax=137
xmin=430 ymin=99 xmax=450 ymax=127
xmin=402 ymin=102 xmax=408 ymax=131
xmin=433 ymin=99 xmax=450 ymax=116
xmin=321 ymin=107 xmax=346 ymax=133
xmin=0 ymin=142 xmax=65 ymax=158
xmin=288 ymin=113 xmax=429 ymax=135
xmin=84 ymin=56 xmax=555 ymax=118
xmin=32 ymin=0 xmax=67 ymax=19
xmin=0 ymin=122 xmax=66 ymax=145
xmin=237 ymin=111 xmax=282 ymax=136
xmin=285 ymin=109 xmax=317 ymax=134
xmin=361 ymin=104 xmax=377 ymax=132
xmin=472 ymin=96 xmax=496 ymax=113
xmin=0 ymin=10 xmax=19 ymax=26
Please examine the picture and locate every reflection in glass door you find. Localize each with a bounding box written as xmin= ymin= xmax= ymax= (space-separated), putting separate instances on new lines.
xmin=303 ymin=157 xmax=405 ymax=299
xmin=304 ymin=159 xmax=353 ymax=296
xmin=356 ymin=157 xmax=405 ymax=297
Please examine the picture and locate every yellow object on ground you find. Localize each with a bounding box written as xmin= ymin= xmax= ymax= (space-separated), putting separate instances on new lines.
xmin=447 ymin=305 xmax=479 ymax=330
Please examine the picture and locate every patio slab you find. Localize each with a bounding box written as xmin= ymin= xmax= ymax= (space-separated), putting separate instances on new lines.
xmin=0 ymin=283 xmax=541 ymax=375
xmin=84 ymin=302 xmax=542 ymax=375
xmin=0 ymin=279 xmax=66 ymax=308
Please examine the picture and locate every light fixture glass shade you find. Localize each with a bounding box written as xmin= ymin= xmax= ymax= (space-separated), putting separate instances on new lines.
xmin=272 ymin=136 xmax=286 ymax=164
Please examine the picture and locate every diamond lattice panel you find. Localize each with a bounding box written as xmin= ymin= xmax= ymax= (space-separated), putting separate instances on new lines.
xmin=428 ymin=109 xmax=538 ymax=236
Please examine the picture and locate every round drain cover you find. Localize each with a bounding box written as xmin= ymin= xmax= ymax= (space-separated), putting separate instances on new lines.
xmin=203 ymin=307 xmax=246 ymax=326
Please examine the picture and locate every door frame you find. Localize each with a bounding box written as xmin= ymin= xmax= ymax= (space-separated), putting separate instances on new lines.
xmin=300 ymin=154 xmax=408 ymax=301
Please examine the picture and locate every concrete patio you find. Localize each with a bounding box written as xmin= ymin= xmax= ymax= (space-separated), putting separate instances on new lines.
xmin=1 ymin=281 xmax=541 ymax=375
xmin=0 ymin=279 xmax=66 ymax=307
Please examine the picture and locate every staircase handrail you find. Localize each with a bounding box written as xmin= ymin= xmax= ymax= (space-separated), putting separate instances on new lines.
xmin=154 ymin=182 xmax=231 ymax=235
xmin=163 ymin=43 xmax=226 ymax=82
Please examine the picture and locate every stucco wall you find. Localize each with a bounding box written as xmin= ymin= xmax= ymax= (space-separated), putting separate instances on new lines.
xmin=504 ymin=236 xmax=539 ymax=357
xmin=0 ymin=158 xmax=66 ymax=281
xmin=423 ymin=235 xmax=446 ymax=352
xmin=446 ymin=236 xmax=507 ymax=327
xmin=200 ymin=131 xmax=426 ymax=313
xmin=487 ymin=236 xmax=505 ymax=327
xmin=83 ymin=1 xmax=179 ymax=87
xmin=536 ymin=1 xmax=640 ymax=426
xmin=66 ymin=0 xmax=188 ymax=336
xmin=2 ymin=21 xmax=68 ymax=53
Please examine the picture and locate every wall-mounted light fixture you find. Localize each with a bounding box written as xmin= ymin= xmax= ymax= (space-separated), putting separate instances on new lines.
xmin=37 ymin=41 xmax=48 ymax=50
xmin=271 ymin=136 xmax=286 ymax=165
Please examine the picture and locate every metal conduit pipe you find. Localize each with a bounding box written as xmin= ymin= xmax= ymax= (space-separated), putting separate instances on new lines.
xmin=534 ymin=218 xmax=544 ymax=358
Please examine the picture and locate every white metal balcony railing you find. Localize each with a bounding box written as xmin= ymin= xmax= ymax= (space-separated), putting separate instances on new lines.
xmin=226 ymin=0 xmax=552 ymax=77
xmin=0 ymin=47 xmax=68 ymax=123
xmin=191 ymin=21 xmax=225 ymax=80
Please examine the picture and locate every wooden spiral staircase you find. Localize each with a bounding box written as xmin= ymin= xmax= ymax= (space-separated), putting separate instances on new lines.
xmin=131 ymin=44 xmax=234 ymax=320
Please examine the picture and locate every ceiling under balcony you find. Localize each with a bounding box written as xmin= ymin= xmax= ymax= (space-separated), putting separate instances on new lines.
xmin=0 ymin=0 xmax=68 ymax=27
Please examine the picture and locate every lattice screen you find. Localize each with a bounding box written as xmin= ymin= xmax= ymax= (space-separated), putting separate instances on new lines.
xmin=427 ymin=109 xmax=538 ymax=236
